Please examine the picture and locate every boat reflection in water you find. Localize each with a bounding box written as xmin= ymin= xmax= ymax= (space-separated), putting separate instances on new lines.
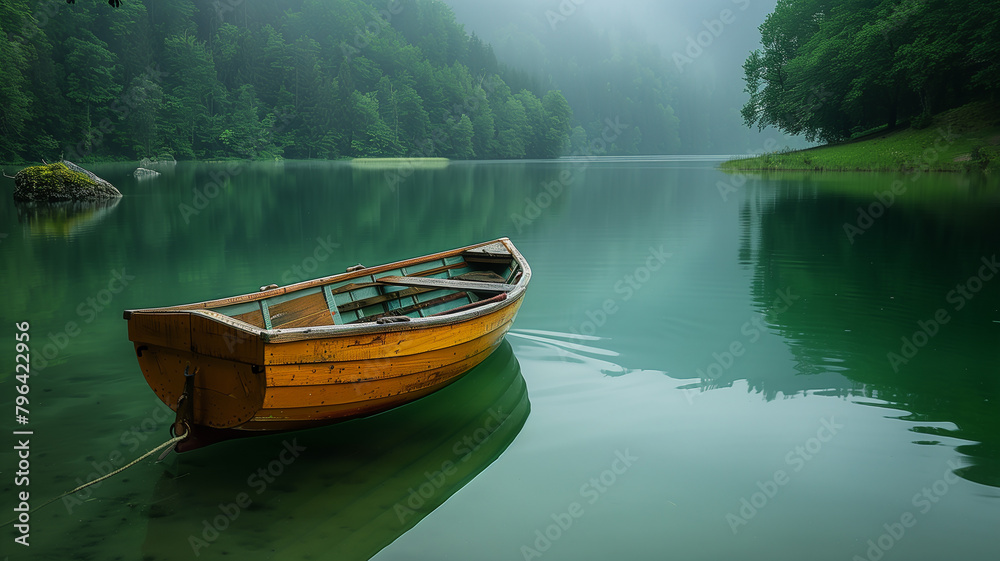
xmin=142 ymin=340 xmax=528 ymax=560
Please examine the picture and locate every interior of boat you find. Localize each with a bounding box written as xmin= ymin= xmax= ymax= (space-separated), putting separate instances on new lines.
xmin=212 ymin=246 xmax=523 ymax=329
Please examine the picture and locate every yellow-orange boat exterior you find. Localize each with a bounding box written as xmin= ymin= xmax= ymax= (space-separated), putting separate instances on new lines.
xmin=123 ymin=238 xmax=530 ymax=449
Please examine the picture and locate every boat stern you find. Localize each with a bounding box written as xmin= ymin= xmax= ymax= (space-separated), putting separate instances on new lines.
xmin=124 ymin=309 xmax=267 ymax=431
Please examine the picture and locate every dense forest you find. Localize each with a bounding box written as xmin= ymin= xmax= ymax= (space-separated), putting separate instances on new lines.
xmin=741 ymin=0 xmax=1000 ymax=142
xmin=0 ymin=0 xmax=577 ymax=162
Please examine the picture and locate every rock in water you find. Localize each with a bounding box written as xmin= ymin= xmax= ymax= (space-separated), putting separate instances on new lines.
xmin=134 ymin=167 xmax=160 ymax=179
xmin=12 ymin=161 xmax=123 ymax=202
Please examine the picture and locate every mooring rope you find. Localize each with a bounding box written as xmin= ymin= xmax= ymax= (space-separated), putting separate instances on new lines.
xmin=2 ymin=430 xmax=188 ymax=527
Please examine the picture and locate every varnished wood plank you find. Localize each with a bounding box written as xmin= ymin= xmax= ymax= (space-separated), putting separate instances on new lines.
xmin=189 ymin=312 xmax=264 ymax=364
xmin=232 ymin=308 xmax=266 ymax=328
xmin=376 ymin=275 xmax=517 ymax=293
xmin=262 ymin=350 xmax=495 ymax=409
xmin=127 ymin=312 xmax=191 ymax=351
xmin=263 ymin=300 xmax=521 ymax=364
xmin=136 ymin=345 xmax=265 ymax=428
xmin=454 ymin=270 xmax=508 ymax=283
xmin=265 ymin=322 xmax=509 ymax=386
xmin=269 ymin=292 xmax=334 ymax=329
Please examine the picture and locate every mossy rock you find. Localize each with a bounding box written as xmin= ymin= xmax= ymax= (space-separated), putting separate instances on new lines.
xmin=12 ymin=161 xmax=122 ymax=202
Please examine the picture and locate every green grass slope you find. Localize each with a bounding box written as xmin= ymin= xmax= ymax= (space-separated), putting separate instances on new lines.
xmin=721 ymin=101 xmax=1000 ymax=173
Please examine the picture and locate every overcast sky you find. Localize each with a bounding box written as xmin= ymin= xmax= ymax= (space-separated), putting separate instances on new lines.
xmin=444 ymin=0 xmax=778 ymax=88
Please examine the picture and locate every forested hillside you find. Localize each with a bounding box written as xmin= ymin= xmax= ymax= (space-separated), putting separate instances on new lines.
xmin=0 ymin=0 xmax=574 ymax=162
xmin=741 ymin=0 xmax=1000 ymax=142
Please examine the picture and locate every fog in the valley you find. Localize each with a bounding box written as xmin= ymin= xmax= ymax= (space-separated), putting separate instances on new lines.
xmin=444 ymin=0 xmax=813 ymax=153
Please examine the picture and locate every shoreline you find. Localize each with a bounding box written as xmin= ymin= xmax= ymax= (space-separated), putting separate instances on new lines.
xmin=720 ymin=101 xmax=999 ymax=174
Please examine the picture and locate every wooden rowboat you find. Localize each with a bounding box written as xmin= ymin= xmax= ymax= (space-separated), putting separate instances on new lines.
xmin=123 ymin=238 xmax=530 ymax=451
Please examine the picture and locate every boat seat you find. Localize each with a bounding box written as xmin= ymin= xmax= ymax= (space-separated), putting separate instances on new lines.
xmin=453 ymin=271 xmax=508 ymax=283
xmin=375 ymin=275 xmax=516 ymax=293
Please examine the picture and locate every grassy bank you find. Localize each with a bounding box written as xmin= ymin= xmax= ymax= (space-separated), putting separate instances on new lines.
xmin=721 ymin=101 xmax=1000 ymax=173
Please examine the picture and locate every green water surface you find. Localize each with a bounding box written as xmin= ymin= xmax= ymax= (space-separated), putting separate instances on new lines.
xmin=1 ymin=158 xmax=998 ymax=560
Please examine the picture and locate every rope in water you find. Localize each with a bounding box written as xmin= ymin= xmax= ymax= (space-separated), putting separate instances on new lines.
xmin=2 ymin=430 xmax=188 ymax=528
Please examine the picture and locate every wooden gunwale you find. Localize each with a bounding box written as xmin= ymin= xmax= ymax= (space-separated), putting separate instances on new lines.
xmin=124 ymin=238 xmax=531 ymax=346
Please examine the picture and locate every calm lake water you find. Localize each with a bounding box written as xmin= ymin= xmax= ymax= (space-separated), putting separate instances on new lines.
xmin=2 ymin=158 xmax=999 ymax=560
